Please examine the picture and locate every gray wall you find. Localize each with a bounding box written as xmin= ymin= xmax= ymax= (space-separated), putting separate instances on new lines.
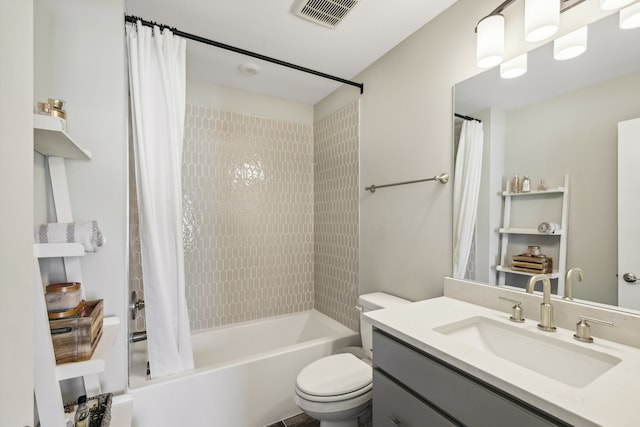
xmin=476 ymin=108 xmax=506 ymax=284
xmin=0 ymin=1 xmax=34 ymax=424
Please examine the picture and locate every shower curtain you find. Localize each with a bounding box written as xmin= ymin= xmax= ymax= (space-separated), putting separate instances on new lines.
xmin=126 ymin=22 xmax=194 ymax=378
xmin=453 ymin=119 xmax=484 ymax=279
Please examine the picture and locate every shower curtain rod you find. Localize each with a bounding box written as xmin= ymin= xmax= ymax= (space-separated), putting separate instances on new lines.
xmin=454 ymin=113 xmax=482 ymax=123
xmin=124 ymin=15 xmax=364 ymax=94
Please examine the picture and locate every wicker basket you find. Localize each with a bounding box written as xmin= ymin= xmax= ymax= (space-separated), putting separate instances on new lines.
xmin=511 ymin=255 xmax=553 ymax=274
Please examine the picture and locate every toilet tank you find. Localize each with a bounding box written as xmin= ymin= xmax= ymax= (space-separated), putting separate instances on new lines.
xmin=358 ymin=292 xmax=410 ymax=359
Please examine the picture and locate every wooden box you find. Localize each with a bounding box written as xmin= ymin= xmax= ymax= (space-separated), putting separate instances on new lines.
xmin=49 ymin=299 xmax=104 ymax=364
xmin=511 ymin=255 xmax=553 ymax=274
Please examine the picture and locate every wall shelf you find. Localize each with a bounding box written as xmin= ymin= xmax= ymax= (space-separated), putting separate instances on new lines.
xmin=499 ymin=228 xmax=564 ymax=235
xmin=501 ymin=187 xmax=565 ymax=197
xmin=56 ymin=317 xmax=120 ymax=381
xmin=33 ymin=114 xmax=92 ymax=160
xmin=34 ymin=242 xmax=85 ymax=258
xmin=496 ymin=265 xmax=561 ymax=279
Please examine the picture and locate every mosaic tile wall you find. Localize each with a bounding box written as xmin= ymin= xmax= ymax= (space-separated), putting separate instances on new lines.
xmin=130 ymin=102 xmax=360 ymax=333
xmin=314 ymin=102 xmax=360 ymax=331
xmin=129 ymin=143 xmax=145 ymax=332
xmin=181 ymin=106 xmax=315 ymax=330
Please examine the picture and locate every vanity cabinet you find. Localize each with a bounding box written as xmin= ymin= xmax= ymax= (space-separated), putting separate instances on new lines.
xmin=372 ymin=329 xmax=570 ymax=427
xmin=373 ymin=369 xmax=457 ymax=426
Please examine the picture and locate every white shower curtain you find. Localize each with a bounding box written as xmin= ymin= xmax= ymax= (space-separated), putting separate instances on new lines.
xmin=453 ymin=120 xmax=484 ymax=279
xmin=126 ymin=22 xmax=194 ymax=378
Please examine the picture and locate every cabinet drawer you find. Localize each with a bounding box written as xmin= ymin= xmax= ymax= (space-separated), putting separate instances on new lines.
xmin=373 ymin=370 xmax=458 ymax=427
xmin=373 ymin=330 xmax=565 ymax=427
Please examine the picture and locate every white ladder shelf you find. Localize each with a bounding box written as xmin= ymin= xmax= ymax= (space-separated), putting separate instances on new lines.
xmin=497 ymin=174 xmax=570 ymax=295
xmin=32 ymin=115 xmax=126 ymax=426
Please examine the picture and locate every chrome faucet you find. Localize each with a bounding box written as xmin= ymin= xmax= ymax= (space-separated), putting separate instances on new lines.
xmin=526 ymin=274 xmax=556 ymax=332
xmin=564 ymin=268 xmax=583 ymax=300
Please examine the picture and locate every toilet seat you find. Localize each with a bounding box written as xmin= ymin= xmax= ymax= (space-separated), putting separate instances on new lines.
xmin=296 ymin=382 xmax=372 ymax=403
xmin=295 ymin=353 xmax=372 ymax=403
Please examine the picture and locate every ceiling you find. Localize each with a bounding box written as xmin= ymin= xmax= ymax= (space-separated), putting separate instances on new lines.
xmin=125 ymin=0 xmax=458 ymax=105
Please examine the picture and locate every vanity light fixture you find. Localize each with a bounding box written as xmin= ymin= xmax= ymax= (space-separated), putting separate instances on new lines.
xmin=500 ymin=53 xmax=528 ymax=78
xmin=476 ymin=0 xmax=635 ymax=68
xmin=553 ymin=26 xmax=588 ymax=60
xmin=476 ymin=0 xmax=586 ymax=68
xmin=525 ymin=0 xmax=560 ymax=42
xmin=477 ymin=14 xmax=506 ymax=68
xmin=620 ymin=2 xmax=640 ymax=28
xmin=601 ymin=0 xmax=636 ymax=10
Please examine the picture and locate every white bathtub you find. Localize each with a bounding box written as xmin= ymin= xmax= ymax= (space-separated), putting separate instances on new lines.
xmin=129 ymin=310 xmax=358 ymax=427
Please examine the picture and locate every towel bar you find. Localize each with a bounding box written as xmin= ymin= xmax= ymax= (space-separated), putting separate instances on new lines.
xmin=365 ymin=173 xmax=449 ymax=194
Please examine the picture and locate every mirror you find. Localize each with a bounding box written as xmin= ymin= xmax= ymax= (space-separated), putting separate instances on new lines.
xmin=453 ymin=12 xmax=640 ymax=310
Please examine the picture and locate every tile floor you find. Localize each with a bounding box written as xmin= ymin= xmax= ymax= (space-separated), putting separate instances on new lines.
xmin=265 ymin=409 xmax=372 ymax=427
xmin=265 ymin=412 xmax=319 ymax=427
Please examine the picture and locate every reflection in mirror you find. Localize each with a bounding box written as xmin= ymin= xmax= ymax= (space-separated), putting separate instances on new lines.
xmin=453 ymin=13 xmax=640 ymax=310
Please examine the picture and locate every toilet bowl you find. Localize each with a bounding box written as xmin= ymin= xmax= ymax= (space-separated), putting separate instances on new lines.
xmin=293 ymin=293 xmax=410 ymax=427
xmin=294 ymin=353 xmax=372 ymax=427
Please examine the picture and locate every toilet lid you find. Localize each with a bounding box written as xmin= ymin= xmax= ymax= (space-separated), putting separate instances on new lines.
xmin=296 ymin=353 xmax=372 ymax=397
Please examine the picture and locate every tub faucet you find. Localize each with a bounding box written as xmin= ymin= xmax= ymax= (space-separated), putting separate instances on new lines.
xmin=564 ymin=268 xmax=583 ymax=300
xmin=131 ymin=330 xmax=147 ymax=343
xmin=526 ymin=274 xmax=556 ymax=332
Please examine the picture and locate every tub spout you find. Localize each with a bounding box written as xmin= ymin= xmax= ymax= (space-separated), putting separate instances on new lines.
xmin=131 ymin=330 xmax=147 ymax=343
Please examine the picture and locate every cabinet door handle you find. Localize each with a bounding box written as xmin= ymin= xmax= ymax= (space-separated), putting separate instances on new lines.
xmin=388 ymin=415 xmax=401 ymax=425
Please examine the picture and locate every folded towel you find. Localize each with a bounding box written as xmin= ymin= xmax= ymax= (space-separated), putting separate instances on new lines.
xmin=537 ymin=222 xmax=560 ymax=234
xmin=34 ymin=221 xmax=105 ymax=252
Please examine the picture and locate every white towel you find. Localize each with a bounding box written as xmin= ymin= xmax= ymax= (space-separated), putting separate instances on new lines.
xmin=537 ymin=222 xmax=560 ymax=234
xmin=34 ymin=221 xmax=105 ymax=252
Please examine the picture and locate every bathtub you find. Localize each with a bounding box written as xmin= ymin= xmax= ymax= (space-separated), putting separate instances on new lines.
xmin=129 ymin=310 xmax=359 ymax=427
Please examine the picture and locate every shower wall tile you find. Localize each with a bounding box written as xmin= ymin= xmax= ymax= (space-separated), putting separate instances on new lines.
xmin=131 ymin=102 xmax=359 ymax=333
xmin=314 ymin=101 xmax=360 ymax=331
xmin=129 ymin=140 xmax=146 ymax=332
xmin=182 ymin=105 xmax=315 ymax=330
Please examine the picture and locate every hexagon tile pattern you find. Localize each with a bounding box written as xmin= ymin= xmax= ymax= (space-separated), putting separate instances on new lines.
xmin=130 ymin=102 xmax=360 ymax=333
xmin=182 ymin=105 xmax=315 ymax=330
xmin=314 ymin=101 xmax=360 ymax=331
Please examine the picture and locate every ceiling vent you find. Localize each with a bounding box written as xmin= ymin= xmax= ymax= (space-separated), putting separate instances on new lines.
xmin=293 ymin=0 xmax=360 ymax=29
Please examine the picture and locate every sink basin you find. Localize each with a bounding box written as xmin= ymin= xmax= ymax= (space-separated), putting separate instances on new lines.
xmin=434 ymin=316 xmax=621 ymax=388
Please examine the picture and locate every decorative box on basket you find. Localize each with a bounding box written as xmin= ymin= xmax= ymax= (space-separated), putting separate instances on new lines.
xmin=511 ymin=255 xmax=553 ymax=274
xmin=49 ymin=299 xmax=104 ymax=364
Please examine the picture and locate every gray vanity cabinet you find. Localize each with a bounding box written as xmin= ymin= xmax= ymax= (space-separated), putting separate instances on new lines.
xmin=372 ymin=370 xmax=457 ymax=427
xmin=372 ymin=329 xmax=570 ymax=427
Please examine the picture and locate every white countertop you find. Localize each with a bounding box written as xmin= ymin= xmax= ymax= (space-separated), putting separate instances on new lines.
xmin=365 ymin=296 xmax=640 ymax=427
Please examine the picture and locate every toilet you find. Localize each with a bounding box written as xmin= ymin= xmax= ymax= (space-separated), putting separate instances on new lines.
xmin=294 ymin=292 xmax=410 ymax=427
